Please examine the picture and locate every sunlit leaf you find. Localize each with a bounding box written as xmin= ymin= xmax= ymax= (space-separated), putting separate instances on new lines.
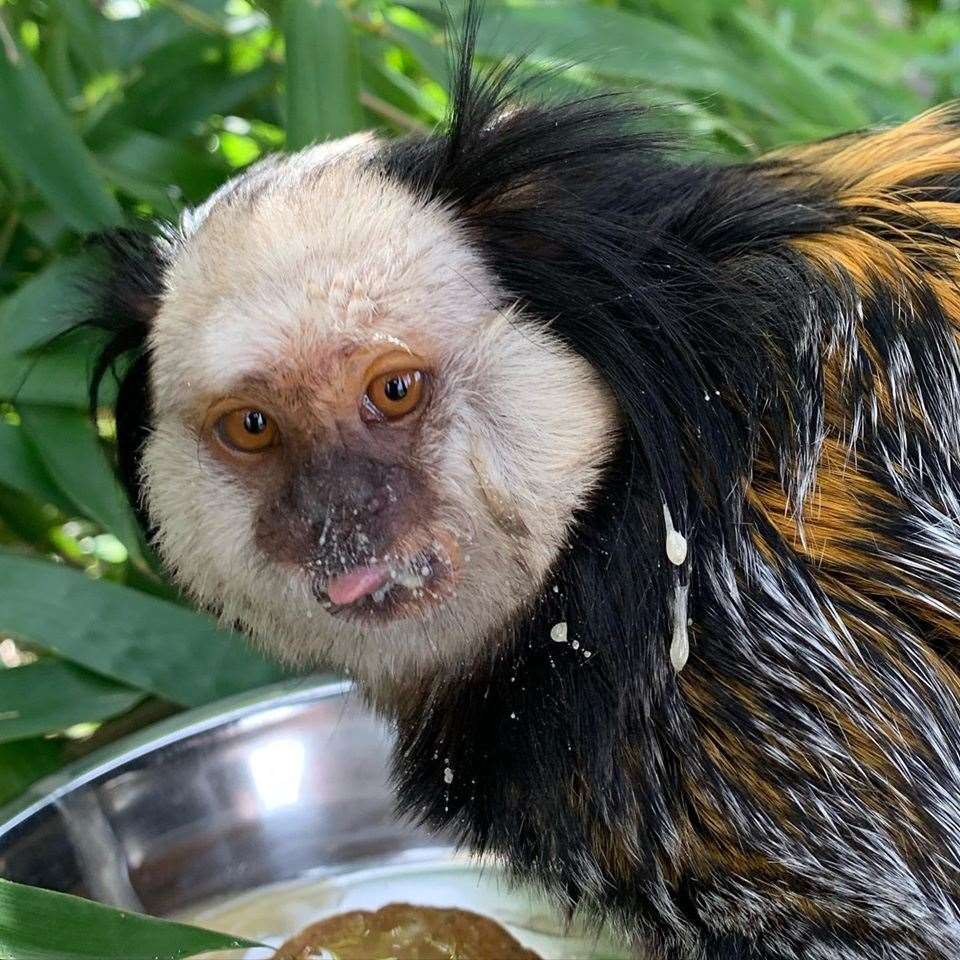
xmin=0 ymin=879 xmax=263 ymax=960
xmin=0 ymin=551 xmax=289 ymax=707
xmin=18 ymin=406 xmax=147 ymax=567
xmin=0 ymin=659 xmax=144 ymax=744
xmin=0 ymin=34 xmax=122 ymax=232
xmin=284 ymin=0 xmax=364 ymax=149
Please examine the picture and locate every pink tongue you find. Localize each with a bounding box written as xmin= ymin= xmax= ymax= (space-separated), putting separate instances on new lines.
xmin=326 ymin=564 xmax=392 ymax=606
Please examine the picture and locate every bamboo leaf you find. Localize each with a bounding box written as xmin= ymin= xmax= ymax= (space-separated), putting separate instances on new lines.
xmin=360 ymin=39 xmax=444 ymax=125
xmin=0 ymin=738 xmax=68 ymax=808
xmin=0 ymin=422 xmax=73 ymax=515
xmin=0 ymin=34 xmax=122 ymax=233
xmin=42 ymin=21 xmax=81 ymax=104
xmin=729 ymin=8 xmax=869 ymax=129
xmin=92 ymin=126 xmax=228 ymax=204
xmin=471 ymin=4 xmax=798 ymax=124
xmin=18 ymin=406 xmax=148 ymax=568
xmin=98 ymin=0 xmax=232 ymax=69
xmin=283 ymin=0 xmax=365 ymax=149
xmin=0 ymin=335 xmax=115 ymax=409
xmin=0 ymin=879 xmax=263 ymax=960
xmin=0 ymin=552 xmax=288 ymax=707
xmin=381 ymin=20 xmax=449 ymax=82
xmin=112 ymin=61 xmax=277 ymax=139
xmin=48 ymin=0 xmax=111 ymax=75
xmin=0 ymin=252 xmax=105 ymax=355
xmin=0 ymin=486 xmax=60 ymax=549
xmin=0 ymin=660 xmax=144 ymax=744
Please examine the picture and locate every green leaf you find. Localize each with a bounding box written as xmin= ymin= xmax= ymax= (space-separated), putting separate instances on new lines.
xmin=360 ymin=39 xmax=444 ymax=126
xmin=0 ymin=552 xmax=288 ymax=707
xmin=16 ymin=197 xmax=72 ymax=249
xmin=0 ymin=252 xmax=105 ymax=355
xmin=0 ymin=258 xmax=112 ymax=411
xmin=0 ymin=36 xmax=122 ymax=233
xmin=0 ymin=738 xmax=68 ymax=808
xmin=112 ymin=59 xmax=277 ymax=139
xmin=0 ymin=486 xmax=60 ymax=549
xmin=0 ymin=878 xmax=263 ymax=960
xmin=48 ymin=0 xmax=111 ymax=76
xmin=729 ymin=8 xmax=869 ymax=129
xmin=0 ymin=660 xmax=145 ymax=744
xmin=381 ymin=19 xmax=449 ymax=83
xmin=102 ymin=0 xmax=232 ymax=69
xmin=410 ymin=1 xmax=800 ymax=124
xmin=0 ymin=422 xmax=73 ymax=514
xmin=92 ymin=126 xmax=227 ymax=204
xmin=284 ymin=0 xmax=365 ymax=149
xmin=42 ymin=21 xmax=81 ymax=105
xmin=0 ymin=335 xmax=115 ymax=409
xmin=18 ymin=407 xmax=147 ymax=567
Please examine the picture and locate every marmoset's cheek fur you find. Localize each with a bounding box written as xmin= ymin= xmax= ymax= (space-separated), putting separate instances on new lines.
xmin=74 ymin=6 xmax=960 ymax=959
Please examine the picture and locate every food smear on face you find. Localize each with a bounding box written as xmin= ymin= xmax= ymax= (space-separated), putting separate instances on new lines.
xmin=273 ymin=902 xmax=543 ymax=959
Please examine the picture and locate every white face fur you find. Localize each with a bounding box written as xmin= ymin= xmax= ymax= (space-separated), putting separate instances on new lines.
xmin=141 ymin=135 xmax=619 ymax=686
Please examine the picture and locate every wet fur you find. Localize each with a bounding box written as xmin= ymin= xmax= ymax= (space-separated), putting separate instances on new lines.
xmin=80 ymin=19 xmax=960 ymax=960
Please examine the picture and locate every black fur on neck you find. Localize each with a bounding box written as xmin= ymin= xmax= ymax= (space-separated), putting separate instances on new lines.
xmin=375 ymin=12 xmax=844 ymax=946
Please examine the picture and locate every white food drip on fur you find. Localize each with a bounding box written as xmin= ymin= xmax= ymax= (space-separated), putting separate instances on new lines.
xmin=662 ymin=502 xmax=688 ymax=566
xmin=550 ymin=621 xmax=568 ymax=643
xmin=670 ymin=581 xmax=690 ymax=672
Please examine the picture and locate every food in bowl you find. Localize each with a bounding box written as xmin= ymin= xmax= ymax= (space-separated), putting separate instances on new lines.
xmin=273 ymin=902 xmax=542 ymax=959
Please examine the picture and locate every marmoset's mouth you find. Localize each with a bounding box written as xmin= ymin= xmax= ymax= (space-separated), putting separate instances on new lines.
xmin=312 ymin=545 xmax=455 ymax=623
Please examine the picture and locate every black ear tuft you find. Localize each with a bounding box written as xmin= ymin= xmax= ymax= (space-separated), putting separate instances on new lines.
xmin=80 ymin=227 xmax=173 ymax=521
xmin=383 ymin=3 xmax=669 ymax=225
xmin=85 ymin=228 xmax=169 ymax=411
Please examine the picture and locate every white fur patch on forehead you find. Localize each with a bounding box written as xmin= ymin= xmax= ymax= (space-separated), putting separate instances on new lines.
xmin=179 ymin=132 xmax=379 ymax=238
xmin=151 ymin=139 xmax=499 ymax=413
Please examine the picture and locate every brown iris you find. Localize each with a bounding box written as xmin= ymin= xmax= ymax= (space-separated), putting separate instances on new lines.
xmin=364 ymin=369 xmax=426 ymax=421
xmin=215 ymin=407 xmax=279 ymax=453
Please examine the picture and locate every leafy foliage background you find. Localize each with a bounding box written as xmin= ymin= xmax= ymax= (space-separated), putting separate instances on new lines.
xmin=1 ymin=0 xmax=959 ymax=809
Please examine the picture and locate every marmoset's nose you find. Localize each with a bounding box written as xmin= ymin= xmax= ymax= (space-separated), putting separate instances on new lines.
xmin=252 ymin=447 xmax=426 ymax=573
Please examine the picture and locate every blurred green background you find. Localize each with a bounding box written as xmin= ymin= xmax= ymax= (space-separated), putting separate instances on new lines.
xmin=1 ymin=0 xmax=959 ymax=809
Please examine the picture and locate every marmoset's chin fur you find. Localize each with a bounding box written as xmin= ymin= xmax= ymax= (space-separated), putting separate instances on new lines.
xmin=75 ymin=10 xmax=960 ymax=960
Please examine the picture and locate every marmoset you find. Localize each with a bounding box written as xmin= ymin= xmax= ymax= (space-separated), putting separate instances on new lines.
xmin=76 ymin=13 xmax=960 ymax=960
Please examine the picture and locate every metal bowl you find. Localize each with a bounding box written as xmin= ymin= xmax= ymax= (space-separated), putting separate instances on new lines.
xmin=0 ymin=678 xmax=626 ymax=957
xmin=0 ymin=678 xmax=439 ymax=916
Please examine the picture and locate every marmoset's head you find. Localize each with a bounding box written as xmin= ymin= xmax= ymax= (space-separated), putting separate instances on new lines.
xmin=131 ymin=132 xmax=619 ymax=681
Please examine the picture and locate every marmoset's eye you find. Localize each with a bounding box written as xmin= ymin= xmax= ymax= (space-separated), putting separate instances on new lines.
xmin=362 ymin=369 xmax=426 ymax=422
xmin=215 ymin=407 xmax=279 ymax=453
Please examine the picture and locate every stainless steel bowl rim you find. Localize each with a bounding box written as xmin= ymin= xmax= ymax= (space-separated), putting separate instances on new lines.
xmin=0 ymin=676 xmax=350 ymax=842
